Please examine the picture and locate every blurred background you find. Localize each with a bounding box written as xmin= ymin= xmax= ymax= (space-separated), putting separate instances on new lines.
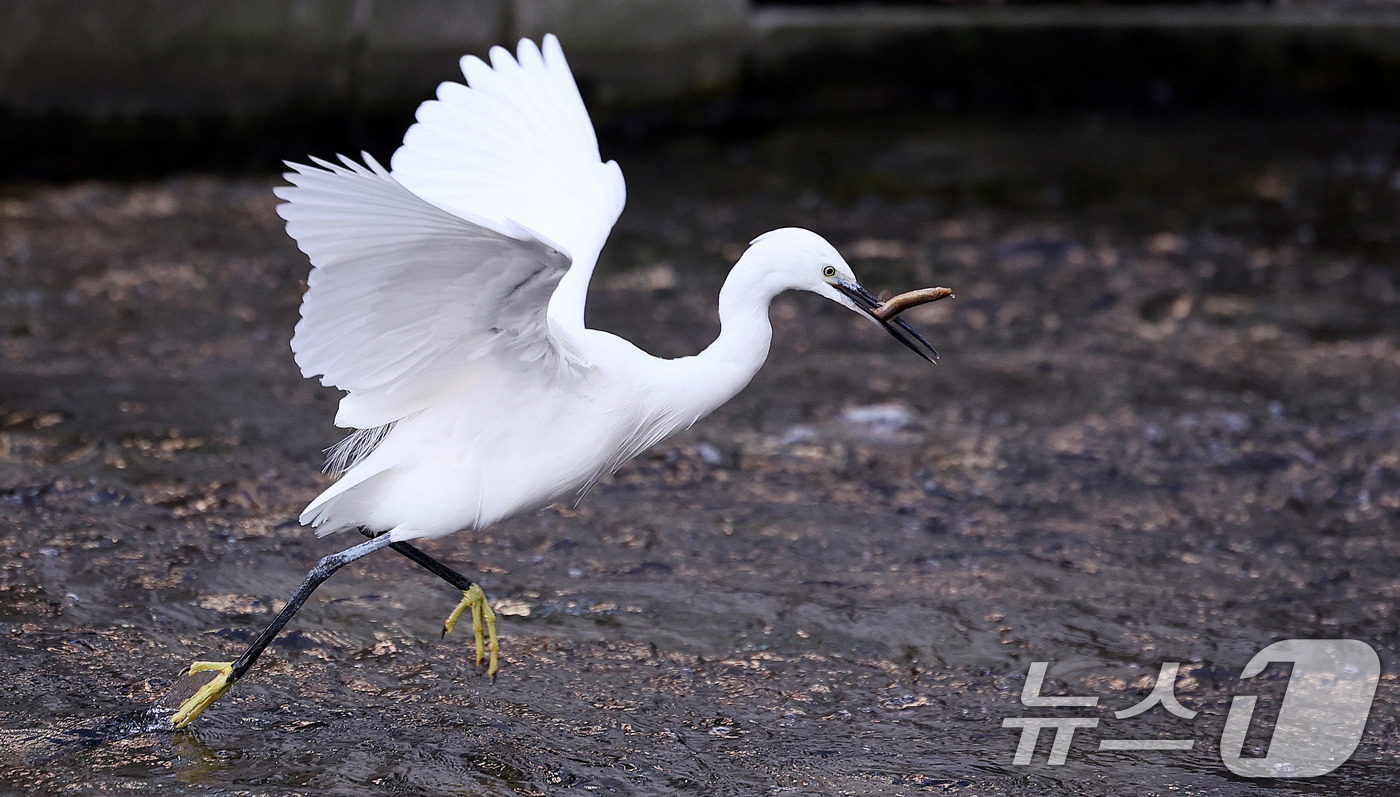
xmin=4 ymin=0 xmax=1400 ymax=179
xmin=3 ymin=2 xmax=1400 ymax=794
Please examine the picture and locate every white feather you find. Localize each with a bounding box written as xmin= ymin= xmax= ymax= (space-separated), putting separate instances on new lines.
xmin=277 ymin=37 xmax=915 ymax=543
xmin=390 ymin=34 xmax=625 ymax=331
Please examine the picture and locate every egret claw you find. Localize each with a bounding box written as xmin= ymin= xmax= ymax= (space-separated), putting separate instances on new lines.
xmin=442 ymin=584 xmax=499 ymax=677
xmin=170 ymin=661 xmax=236 ymax=729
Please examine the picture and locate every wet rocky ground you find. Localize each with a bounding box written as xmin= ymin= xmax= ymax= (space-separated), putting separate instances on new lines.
xmin=1 ymin=113 xmax=1399 ymax=795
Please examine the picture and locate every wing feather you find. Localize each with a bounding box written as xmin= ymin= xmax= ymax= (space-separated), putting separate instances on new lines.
xmin=276 ymin=154 xmax=577 ymax=430
xmin=279 ymin=35 xmax=621 ymax=436
xmin=390 ymin=34 xmax=625 ymax=330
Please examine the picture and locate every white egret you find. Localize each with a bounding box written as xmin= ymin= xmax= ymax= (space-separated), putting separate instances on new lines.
xmin=169 ymin=34 xmax=948 ymax=728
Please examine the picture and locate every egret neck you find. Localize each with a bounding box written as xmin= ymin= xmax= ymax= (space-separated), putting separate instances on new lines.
xmin=656 ymin=250 xmax=781 ymax=426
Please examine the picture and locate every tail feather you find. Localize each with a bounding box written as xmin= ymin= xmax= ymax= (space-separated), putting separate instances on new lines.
xmin=300 ymin=465 xmax=392 ymax=535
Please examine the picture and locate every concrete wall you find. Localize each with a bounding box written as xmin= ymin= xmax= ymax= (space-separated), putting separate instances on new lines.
xmin=3 ymin=1 xmax=1399 ymax=121
xmin=0 ymin=0 xmax=750 ymax=117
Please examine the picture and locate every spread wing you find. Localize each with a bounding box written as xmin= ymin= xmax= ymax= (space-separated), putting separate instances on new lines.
xmin=277 ymin=155 xmax=577 ymax=430
xmin=390 ymin=34 xmax=625 ymax=330
xmin=276 ymin=35 xmax=625 ymax=431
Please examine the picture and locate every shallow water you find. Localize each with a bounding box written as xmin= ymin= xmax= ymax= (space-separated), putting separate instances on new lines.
xmin=2 ymin=113 xmax=1399 ymax=794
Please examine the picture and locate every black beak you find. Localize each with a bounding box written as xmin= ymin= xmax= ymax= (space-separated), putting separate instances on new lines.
xmin=834 ymin=281 xmax=940 ymax=364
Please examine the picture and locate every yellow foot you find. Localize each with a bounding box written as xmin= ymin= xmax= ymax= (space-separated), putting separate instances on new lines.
xmin=441 ymin=584 xmax=499 ymax=678
xmin=170 ymin=661 xmax=237 ymax=729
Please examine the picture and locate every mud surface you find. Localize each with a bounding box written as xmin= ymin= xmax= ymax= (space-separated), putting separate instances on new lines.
xmin=2 ymin=114 xmax=1399 ymax=795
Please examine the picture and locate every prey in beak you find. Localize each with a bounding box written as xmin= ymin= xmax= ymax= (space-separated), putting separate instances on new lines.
xmin=833 ymin=281 xmax=952 ymax=364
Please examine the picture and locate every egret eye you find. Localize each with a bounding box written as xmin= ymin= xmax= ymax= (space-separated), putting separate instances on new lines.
xmin=822 ymin=265 xmax=837 ymax=278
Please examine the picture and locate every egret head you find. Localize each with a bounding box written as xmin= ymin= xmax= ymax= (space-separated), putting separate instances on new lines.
xmin=745 ymin=228 xmax=940 ymax=363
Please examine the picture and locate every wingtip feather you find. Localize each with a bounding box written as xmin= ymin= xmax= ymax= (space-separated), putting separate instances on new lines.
xmin=516 ymin=35 xmax=544 ymax=66
xmin=361 ymin=151 xmax=389 ymax=175
xmin=488 ymin=44 xmax=515 ymax=71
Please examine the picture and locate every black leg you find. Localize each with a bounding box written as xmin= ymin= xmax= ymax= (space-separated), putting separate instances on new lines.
xmin=170 ymin=532 xmax=396 ymax=727
xmin=358 ymin=527 xmax=479 ymax=593
xmin=229 ymin=533 xmax=395 ymax=680
xmin=357 ymin=528 xmax=499 ymax=676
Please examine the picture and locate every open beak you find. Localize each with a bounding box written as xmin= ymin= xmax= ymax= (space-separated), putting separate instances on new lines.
xmin=833 ymin=280 xmax=941 ymax=364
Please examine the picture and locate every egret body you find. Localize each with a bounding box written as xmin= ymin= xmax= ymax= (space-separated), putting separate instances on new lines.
xmin=168 ymin=35 xmax=943 ymax=728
